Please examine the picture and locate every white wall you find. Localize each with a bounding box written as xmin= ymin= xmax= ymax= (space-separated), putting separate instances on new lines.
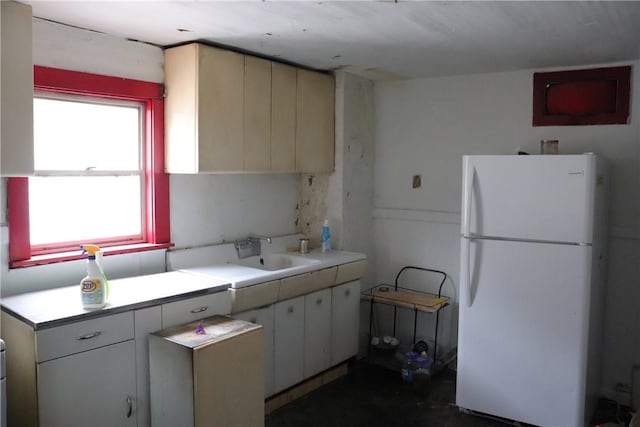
xmin=170 ymin=173 xmax=298 ymax=249
xmin=334 ymin=72 xmax=375 ymax=280
xmin=373 ymin=61 xmax=640 ymax=399
xmin=32 ymin=18 xmax=164 ymax=83
xmin=290 ymin=71 xmax=377 ymax=283
xmin=0 ymin=19 xmax=299 ymax=296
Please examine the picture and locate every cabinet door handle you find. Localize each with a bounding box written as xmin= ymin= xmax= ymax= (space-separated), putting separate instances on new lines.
xmin=126 ymin=396 xmax=133 ymax=418
xmin=190 ymin=306 xmax=208 ymax=314
xmin=316 ymin=298 xmax=323 ymax=305
xmin=76 ymin=331 xmax=102 ymax=341
xmin=345 ymin=289 xmax=351 ymax=297
xmin=288 ymin=306 xmax=294 ymax=314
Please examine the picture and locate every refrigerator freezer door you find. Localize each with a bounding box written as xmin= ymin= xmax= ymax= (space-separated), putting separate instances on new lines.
xmin=456 ymin=239 xmax=592 ymax=427
xmin=462 ymin=155 xmax=596 ymax=244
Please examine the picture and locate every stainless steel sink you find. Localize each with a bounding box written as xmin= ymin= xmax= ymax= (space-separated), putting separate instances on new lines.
xmin=232 ymin=253 xmax=320 ymax=271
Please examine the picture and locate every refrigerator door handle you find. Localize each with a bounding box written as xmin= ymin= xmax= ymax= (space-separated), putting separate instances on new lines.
xmin=461 ymin=159 xmax=476 ymax=307
xmin=462 ymin=163 xmax=475 ymax=237
xmin=460 ymin=237 xmax=472 ymax=307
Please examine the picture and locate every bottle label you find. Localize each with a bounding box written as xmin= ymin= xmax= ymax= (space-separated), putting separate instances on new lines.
xmin=81 ymin=278 xmax=104 ymax=306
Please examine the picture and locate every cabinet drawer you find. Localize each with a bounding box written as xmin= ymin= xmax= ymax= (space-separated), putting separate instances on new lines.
xmin=279 ymin=273 xmax=310 ymax=300
xmin=161 ymin=291 xmax=231 ymax=329
xmin=229 ymin=280 xmax=279 ymax=314
xmin=335 ymin=260 xmax=367 ymax=285
xmin=307 ymin=266 xmax=337 ymax=293
xmin=279 ymin=267 xmax=336 ymax=300
xmin=35 ymin=311 xmax=134 ymax=362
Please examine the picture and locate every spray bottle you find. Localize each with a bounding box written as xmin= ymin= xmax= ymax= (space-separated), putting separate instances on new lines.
xmin=80 ymin=244 xmax=109 ymax=309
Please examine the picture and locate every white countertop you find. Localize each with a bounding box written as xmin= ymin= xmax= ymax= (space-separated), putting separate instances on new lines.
xmin=1 ymin=243 xmax=367 ymax=329
xmin=181 ymin=249 xmax=366 ymax=289
xmin=1 ymin=271 xmax=230 ymax=329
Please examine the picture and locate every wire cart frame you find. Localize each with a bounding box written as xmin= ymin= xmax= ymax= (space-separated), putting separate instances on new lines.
xmin=362 ymin=266 xmax=450 ymax=368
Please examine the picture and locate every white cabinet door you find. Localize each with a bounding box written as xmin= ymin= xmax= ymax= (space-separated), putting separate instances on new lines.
xmin=274 ymin=296 xmax=304 ymax=393
xmin=164 ymin=43 xmax=244 ymax=173
xmin=234 ymin=305 xmax=275 ymax=397
xmin=198 ymin=45 xmax=245 ymax=172
xmin=270 ymin=62 xmax=296 ymax=172
xmin=244 ymin=56 xmax=271 ymax=171
xmin=37 ymin=340 xmax=137 ymax=427
xmin=295 ymin=69 xmax=334 ymax=173
xmin=304 ymin=288 xmax=331 ymax=378
xmin=331 ymin=280 xmax=361 ymax=365
xmin=134 ymin=306 xmax=162 ymax=427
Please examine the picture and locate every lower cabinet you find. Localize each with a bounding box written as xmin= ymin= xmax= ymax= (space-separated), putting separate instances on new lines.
xmin=37 ymin=340 xmax=137 ymax=427
xmin=304 ymin=288 xmax=331 ymax=378
xmin=233 ymin=305 xmax=275 ymax=397
xmin=241 ymin=280 xmax=361 ymax=398
xmin=134 ymin=306 xmax=162 ymax=427
xmin=1 ymin=291 xmax=231 ymax=427
xmin=2 ymin=278 xmax=361 ymax=426
xmin=149 ymin=316 xmax=264 ymax=427
xmin=331 ymin=280 xmax=361 ymax=365
xmin=273 ymin=296 xmax=304 ymax=393
xmin=1 ymin=310 xmax=137 ymax=427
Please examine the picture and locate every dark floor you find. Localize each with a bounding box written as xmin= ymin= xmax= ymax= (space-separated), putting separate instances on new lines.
xmin=265 ymin=362 xmax=509 ymax=427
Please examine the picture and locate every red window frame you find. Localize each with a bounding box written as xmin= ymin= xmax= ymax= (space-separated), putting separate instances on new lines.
xmin=8 ymin=66 xmax=172 ymax=268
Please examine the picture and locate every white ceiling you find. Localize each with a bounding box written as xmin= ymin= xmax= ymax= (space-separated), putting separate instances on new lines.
xmin=24 ymin=1 xmax=640 ymax=80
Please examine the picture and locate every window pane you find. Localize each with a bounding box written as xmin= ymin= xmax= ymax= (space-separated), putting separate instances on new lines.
xmin=33 ymin=97 xmax=141 ymax=171
xmin=29 ymin=176 xmax=142 ymax=246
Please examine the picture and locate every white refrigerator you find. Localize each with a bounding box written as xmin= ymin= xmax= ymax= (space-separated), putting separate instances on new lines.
xmin=456 ymin=154 xmax=608 ymax=427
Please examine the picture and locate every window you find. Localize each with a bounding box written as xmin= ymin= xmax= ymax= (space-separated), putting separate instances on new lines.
xmin=532 ymin=65 xmax=631 ymax=126
xmin=8 ymin=66 xmax=171 ymax=268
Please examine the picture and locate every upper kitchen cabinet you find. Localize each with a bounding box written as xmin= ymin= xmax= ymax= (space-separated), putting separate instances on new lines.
xmin=296 ymin=69 xmax=335 ymax=173
xmin=270 ymin=62 xmax=297 ymax=173
xmin=244 ymin=56 xmax=272 ymax=172
xmin=1 ymin=1 xmax=34 ymax=176
xmin=164 ymin=43 xmax=335 ymax=174
xmin=165 ymin=43 xmax=244 ymax=173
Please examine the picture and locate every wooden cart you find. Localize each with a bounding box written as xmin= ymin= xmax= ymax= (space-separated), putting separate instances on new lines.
xmin=362 ymin=266 xmax=450 ymax=369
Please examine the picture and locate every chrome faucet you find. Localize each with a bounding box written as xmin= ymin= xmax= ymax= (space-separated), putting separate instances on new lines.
xmin=234 ymin=235 xmax=272 ymax=259
xmin=253 ymin=235 xmax=272 ymax=244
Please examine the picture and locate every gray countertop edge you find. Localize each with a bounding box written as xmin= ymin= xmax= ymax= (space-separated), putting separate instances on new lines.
xmin=1 ymin=283 xmax=231 ymax=331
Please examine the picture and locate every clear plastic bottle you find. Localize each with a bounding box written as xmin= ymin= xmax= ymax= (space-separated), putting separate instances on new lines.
xmin=412 ymin=355 xmax=433 ymax=393
xmin=401 ymin=351 xmax=418 ymax=383
xmin=321 ymin=219 xmax=331 ymax=253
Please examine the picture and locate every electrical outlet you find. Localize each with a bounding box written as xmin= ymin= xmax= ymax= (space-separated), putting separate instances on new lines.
xmin=412 ymin=175 xmax=421 ymax=189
